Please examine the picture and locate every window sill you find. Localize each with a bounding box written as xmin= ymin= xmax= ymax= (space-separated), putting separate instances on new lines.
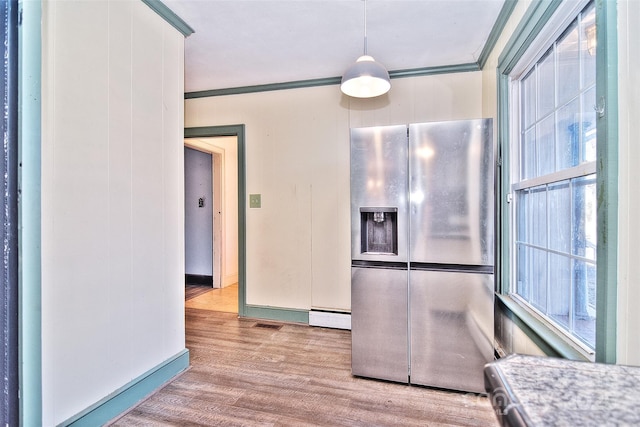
xmin=495 ymin=294 xmax=595 ymax=362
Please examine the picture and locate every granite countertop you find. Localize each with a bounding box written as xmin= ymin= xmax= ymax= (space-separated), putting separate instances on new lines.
xmin=484 ymin=354 xmax=640 ymax=426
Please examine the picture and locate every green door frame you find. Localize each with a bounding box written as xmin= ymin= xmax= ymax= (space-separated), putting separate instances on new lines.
xmin=184 ymin=125 xmax=247 ymax=316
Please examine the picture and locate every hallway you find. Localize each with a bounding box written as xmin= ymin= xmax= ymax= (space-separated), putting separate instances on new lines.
xmin=109 ymin=308 xmax=498 ymax=426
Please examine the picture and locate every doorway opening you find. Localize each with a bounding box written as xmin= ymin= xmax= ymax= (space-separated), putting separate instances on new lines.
xmin=184 ymin=125 xmax=246 ymax=316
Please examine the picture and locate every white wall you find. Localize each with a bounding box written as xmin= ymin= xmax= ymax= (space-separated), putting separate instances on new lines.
xmin=616 ymin=0 xmax=640 ymax=365
xmin=185 ymin=72 xmax=484 ymax=312
xmin=40 ymin=0 xmax=185 ymax=424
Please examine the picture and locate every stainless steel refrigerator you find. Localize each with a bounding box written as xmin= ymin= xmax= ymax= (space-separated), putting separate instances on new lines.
xmin=350 ymin=119 xmax=494 ymax=393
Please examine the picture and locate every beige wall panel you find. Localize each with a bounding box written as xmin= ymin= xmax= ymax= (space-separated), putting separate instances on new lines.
xmin=481 ymin=0 xmax=531 ymax=119
xmin=348 ymin=72 xmax=484 ymax=129
xmin=41 ymin=0 xmax=186 ymax=424
xmin=185 ymin=72 xmax=483 ymax=312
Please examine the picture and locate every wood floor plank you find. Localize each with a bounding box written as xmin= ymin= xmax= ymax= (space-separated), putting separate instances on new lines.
xmin=109 ymin=308 xmax=499 ymax=426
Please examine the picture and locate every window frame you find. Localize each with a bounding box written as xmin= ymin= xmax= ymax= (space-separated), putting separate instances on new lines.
xmin=496 ymin=0 xmax=617 ymax=363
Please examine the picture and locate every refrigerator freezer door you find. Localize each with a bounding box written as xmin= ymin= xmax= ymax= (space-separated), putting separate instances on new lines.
xmin=352 ymin=266 xmax=408 ymax=383
xmin=409 ymin=270 xmax=494 ymax=393
xmin=409 ymin=119 xmax=494 ymax=266
xmin=351 ymin=125 xmax=409 ymax=263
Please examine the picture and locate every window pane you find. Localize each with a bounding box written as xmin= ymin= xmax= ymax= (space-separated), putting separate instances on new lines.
xmin=557 ymin=23 xmax=580 ymax=104
xmin=573 ymin=259 xmax=596 ymax=347
xmin=549 ymin=253 xmax=571 ymax=329
xmin=517 ymin=243 xmax=529 ymax=300
xmin=556 ymin=98 xmax=580 ymax=169
xmin=530 ymin=186 xmax=547 ymax=247
xmin=537 ymin=50 xmax=555 ymax=118
xmin=572 ymin=174 xmax=597 ymax=260
xmin=522 ymin=128 xmax=536 ymax=180
xmin=517 ymin=190 xmax=528 ymax=243
xmin=581 ymin=5 xmax=596 ymax=87
xmin=529 ymin=248 xmax=547 ymax=312
xmin=522 ymin=70 xmax=536 ymax=128
xmin=582 ymin=86 xmax=597 ymax=162
xmin=537 ymin=116 xmax=555 ymax=175
xmin=548 ymin=181 xmax=571 ymax=253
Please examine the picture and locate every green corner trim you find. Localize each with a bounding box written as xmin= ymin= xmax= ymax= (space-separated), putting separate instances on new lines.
xmin=496 ymin=295 xmax=591 ymax=361
xmin=594 ymin=0 xmax=617 ymax=364
xmin=478 ymin=0 xmax=518 ymax=69
xmin=185 ymin=77 xmax=341 ymax=99
xmin=498 ymin=0 xmax=564 ymax=74
xmin=141 ymin=0 xmax=194 ymax=37
xmin=245 ymin=305 xmax=310 ymax=324
xmin=19 ymin=0 xmax=43 ymax=425
xmin=60 ymin=349 xmax=189 ymax=427
xmin=184 ymin=63 xmax=480 ymax=99
xmin=184 ymin=125 xmax=247 ymax=317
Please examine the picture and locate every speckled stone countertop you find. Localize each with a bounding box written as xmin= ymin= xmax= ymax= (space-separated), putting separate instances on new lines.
xmin=484 ymin=354 xmax=640 ymax=426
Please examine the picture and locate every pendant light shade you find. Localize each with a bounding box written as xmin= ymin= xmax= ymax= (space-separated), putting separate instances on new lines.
xmin=340 ymin=55 xmax=391 ymax=98
xmin=340 ymin=0 xmax=390 ymax=98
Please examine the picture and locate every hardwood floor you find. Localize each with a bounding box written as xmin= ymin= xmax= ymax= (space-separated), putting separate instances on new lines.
xmin=185 ymin=283 xmax=238 ymax=313
xmin=110 ymin=309 xmax=499 ymax=426
xmin=185 ymin=285 xmax=214 ymax=301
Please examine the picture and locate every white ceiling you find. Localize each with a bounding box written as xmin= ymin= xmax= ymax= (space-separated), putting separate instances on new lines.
xmin=162 ymin=0 xmax=507 ymax=93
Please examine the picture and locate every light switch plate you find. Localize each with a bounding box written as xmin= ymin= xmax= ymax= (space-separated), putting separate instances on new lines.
xmin=249 ymin=194 xmax=261 ymax=208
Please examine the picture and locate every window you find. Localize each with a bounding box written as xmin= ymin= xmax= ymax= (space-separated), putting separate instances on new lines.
xmin=510 ymin=2 xmax=597 ymax=351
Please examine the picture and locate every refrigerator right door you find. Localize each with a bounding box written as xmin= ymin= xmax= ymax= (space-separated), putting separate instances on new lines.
xmin=408 ymin=119 xmax=494 ymax=393
xmin=408 ymin=119 xmax=494 ymax=266
xmin=409 ymin=270 xmax=494 ymax=392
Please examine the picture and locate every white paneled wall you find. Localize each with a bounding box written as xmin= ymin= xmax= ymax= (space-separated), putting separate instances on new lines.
xmin=616 ymin=0 xmax=640 ymax=365
xmin=185 ymin=72 xmax=483 ymax=312
xmin=40 ymin=0 xmax=185 ymax=424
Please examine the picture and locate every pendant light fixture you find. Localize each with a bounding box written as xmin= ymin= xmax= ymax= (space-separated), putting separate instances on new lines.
xmin=340 ymin=0 xmax=391 ymax=98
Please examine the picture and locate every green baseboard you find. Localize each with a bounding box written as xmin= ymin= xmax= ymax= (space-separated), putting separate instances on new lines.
xmin=60 ymin=349 xmax=190 ymax=427
xmin=244 ymin=305 xmax=309 ymax=324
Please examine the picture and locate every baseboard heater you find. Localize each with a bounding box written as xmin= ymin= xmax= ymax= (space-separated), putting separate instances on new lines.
xmin=309 ymin=310 xmax=351 ymax=330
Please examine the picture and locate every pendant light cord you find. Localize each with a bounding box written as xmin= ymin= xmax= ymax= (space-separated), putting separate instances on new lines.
xmin=363 ymin=0 xmax=368 ymax=55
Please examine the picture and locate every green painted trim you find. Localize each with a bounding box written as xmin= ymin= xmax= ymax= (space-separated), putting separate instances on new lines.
xmin=496 ymin=295 xmax=590 ymax=361
xmin=184 ymin=125 xmax=247 ymax=317
xmin=245 ymin=305 xmax=309 ymax=325
xmin=141 ymin=0 xmax=194 ymax=37
xmin=496 ymin=73 xmax=511 ymax=296
xmin=60 ymin=349 xmax=189 ymax=427
xmin=185 ymin=77 xmax=341 ymax=99
xmin=388 ymin=62 xmax=479 ymax=79
xmin=594 ymin=0 xmax=617 ymax=364
xmin=498 ymin=0 xmax=564 ymax=74
xmin=478 ymin=0 xmax=519 ymax=69
xmin=18 ymin=0 xmax=43 ymax=424
xmin=184 ymin=63 xmax=480 ymax=99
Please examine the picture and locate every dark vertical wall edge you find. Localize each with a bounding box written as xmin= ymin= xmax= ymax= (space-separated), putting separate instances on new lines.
xmin=1 ymin=0 xmax=19 ymax=424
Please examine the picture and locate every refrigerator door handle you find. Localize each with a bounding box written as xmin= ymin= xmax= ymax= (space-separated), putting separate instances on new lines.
xmin=352 ymin=260 xmax=408 ymax=270
xmin=409 ymin=262 xmax=493 ymax=274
